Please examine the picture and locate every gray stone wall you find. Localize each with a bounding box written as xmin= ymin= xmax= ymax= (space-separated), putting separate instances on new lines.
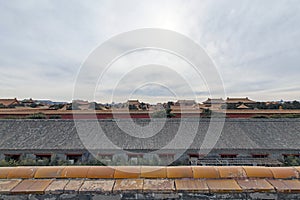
xmin=1 ymin=192 xmax=300 ymax=200
xmin=0 ymin=148 xmax=295 ymax=166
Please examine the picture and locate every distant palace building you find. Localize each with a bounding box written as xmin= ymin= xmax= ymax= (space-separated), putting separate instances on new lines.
xmin=0 ymin=98 xmax=19 ymax=107
xmin=203 ymin=97 xmax=256 ymax=110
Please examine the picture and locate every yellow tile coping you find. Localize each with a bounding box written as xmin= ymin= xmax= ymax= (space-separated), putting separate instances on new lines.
xmin=242 ymin=166 xmax=274 ymax=178
xmin=269 ymin=167 xmax=299 ymax=179
xmin=167 ymin=166 xmax=193 ymax=178
xmin=0 ymin=166 xmax=300 ymax=179
xmin=192 ymin=166 xmax=220 ymax=179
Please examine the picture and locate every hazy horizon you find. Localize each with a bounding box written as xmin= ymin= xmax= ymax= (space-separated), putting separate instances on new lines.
xmin=1 ymin=0 xmax=299 ymax=103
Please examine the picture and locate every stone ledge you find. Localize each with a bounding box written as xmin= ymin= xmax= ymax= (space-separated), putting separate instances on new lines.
xmin=0 ymin=166 xmax=299 ymax=196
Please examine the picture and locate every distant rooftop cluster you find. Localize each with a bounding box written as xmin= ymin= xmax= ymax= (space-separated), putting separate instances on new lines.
xmin=0 ymin=97 xmax=300 ymax=119
xmin=0 ymin=97 xmax=299 ymax=111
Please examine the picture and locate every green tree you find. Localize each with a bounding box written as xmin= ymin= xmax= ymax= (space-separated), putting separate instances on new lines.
xmin=151 ymin=110 xmax=166 ymax=118
xmin=202 ymin=109 xmax=212 ymax=118
xmin=27 ymin=112 xmax=46 ymax=119
xmin=284 ymin=156 xmax=300 ymax=166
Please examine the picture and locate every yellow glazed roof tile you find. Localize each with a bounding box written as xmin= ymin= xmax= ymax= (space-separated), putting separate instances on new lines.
xmin=34 ymin=166 xmax=65 ymax=179
xmin=0 ymin=167 xmax=14 ymax=179
xmin=192 ymin=166 xmax=220 ymax=179
xmin=242 ymin=166 xmax=274 ymax=178
xmin=167 ymin=166 xmax=193 ymax=178
xmin=269 ymin=167 xmax=299 ymax=179
xmin=7 ymin=167 xmax=37 ymax=179
xmin=86 ymin=166 xmax=115 ymax=179
xmin=217 ymin=166 xmax=247 ymax=178
xmin=141 ymin=166 xmax=167 ymax=178
xmin=61 ymin=166 xmax=90 ymax=179
xmin=114 ymin=166 xmax=141 ymax=179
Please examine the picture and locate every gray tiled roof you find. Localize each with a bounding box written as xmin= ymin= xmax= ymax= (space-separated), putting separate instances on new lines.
xmin=0 ymin=119 xmax=299 ymax=150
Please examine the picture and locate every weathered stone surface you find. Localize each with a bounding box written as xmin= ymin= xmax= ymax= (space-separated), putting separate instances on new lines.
xmin=237 ymin=179 xmax=275 ymax=192
xmin=79 ymin=180 xmax=115 ymax=194
xmin=4 ymin=193 xmax=300 ymax=200
xmin=113 ymin=179 xmax=143 ymax=192
xmin=175 ymin=179 xmax=208 ymax=192
xmin=143 ymin=179 xmax=174 ymax=192
xmin=64 ymin=180 xmax=84 ymax=193
xmin=268 ymin=179 xmax=300 ymax=194
xmin=0 ymin=179 xmax=21 ymax=194
xmin=11 ymin=179 xmax=53 ymax=194
xmin=45 ymin=180 xmax=69 ymax=194
xmin=281 ymin=180 xmax=300 ymax=192
xmin=206 ymin=179 xmax=242 ymax=193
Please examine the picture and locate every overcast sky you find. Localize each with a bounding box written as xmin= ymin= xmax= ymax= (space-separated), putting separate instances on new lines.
xmin=0 ymin=0 xmax=299 ymax=103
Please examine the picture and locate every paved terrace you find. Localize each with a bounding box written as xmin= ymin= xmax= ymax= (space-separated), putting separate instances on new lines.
xmin=0 ymin=166 xmax=300 ymax=199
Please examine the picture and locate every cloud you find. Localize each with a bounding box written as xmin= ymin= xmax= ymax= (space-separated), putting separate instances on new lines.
xmin=0 ymin=0 xmax=299 ymax=102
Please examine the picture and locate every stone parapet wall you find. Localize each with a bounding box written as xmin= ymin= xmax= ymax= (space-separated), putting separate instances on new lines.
xmin=0 ymin=166 xmax=299 ymax=199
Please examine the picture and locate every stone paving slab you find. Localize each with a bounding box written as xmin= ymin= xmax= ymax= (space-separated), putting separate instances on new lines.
xmin=64 ymin=180 xmax=84 ymax=193
xmin=11 ymin=179 xmax=53 ymax=194
xmin=79 ymin=180 xmax=115 ymax=194
xmin=143 ymin=179 xmax=175 ymax=192
xmin=0 ymin=179 xmax=22 ymax=194
xmin=206 ymin=179 xmax=242 ymax=193
xmin=175 ymin=179 xmax=208 ymax=192
xmin=281 ymin=180 xmax=300 ymax=192
xmin=114 ymin=179 xmax=143 ymax=192
xmin=237 ymin=179 xmax=275 ymax=192
xmin=45 ymin=179 xmax=70 ymax=194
